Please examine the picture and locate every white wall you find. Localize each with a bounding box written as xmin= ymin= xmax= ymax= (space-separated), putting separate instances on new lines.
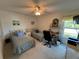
xmin=0 ymin=10 xmax=37 ymax=37
xmin=36 ymin=14 xmax=63 ymax=31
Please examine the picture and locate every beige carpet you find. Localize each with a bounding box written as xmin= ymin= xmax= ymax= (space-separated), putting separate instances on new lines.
xmin=19 ymin=42 xmax=65 ymax=59
xmin=3 ymin=41 xmax=79 ymax=59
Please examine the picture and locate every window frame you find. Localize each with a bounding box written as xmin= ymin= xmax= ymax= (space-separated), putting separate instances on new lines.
xmin=64 ymin=20 xmax=79 ymax=39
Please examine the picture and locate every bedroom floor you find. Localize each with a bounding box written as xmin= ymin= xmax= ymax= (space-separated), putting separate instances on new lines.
xmin=3 ymin=40 xmax=79 ymax=59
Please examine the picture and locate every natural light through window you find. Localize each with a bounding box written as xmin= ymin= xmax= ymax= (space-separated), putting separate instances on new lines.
xmin=64 ymin=18 xmax=79 ymax=39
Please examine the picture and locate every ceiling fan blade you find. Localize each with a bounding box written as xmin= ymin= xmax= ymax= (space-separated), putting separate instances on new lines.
xmin=41 ymin=0 xmax=64 ymax=7
xmin=32 ymin=0 xmax=40 ymax=4
xmin=12 ymin=5 xmax=34 ymax=8
xmin=8 ymin=7 xmax=34 ymax=15
xmin=44 ymin=9 xmax=58 ymax=15
xmin=45 ymin=6 xmax=57 ymax=12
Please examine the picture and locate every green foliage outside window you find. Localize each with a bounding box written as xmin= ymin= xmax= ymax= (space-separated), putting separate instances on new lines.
xmin=64 ymin=19 xmax=79 ymax=39
xmin=64 ymin=20 xmax=79 ymax=29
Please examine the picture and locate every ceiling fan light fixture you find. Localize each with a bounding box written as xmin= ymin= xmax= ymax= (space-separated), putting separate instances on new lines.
xmin=34 ymin=5 xmax=41 ymax=16
xmin=35 ymin=11 xmax=40 ymax=16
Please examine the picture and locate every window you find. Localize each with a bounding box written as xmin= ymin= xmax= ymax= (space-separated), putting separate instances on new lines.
xmin=64 ymin=19 xmax=79 ymax=39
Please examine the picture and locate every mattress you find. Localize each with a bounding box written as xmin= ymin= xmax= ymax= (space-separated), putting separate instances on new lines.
xmin=11 ymin=36 xmax=35 ymax=54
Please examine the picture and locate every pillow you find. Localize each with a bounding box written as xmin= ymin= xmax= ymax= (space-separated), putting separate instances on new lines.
xmin=35 ymin=30 xmax=39 ymax=33
xmin=16 ymin=31 xmax=25 ymax=37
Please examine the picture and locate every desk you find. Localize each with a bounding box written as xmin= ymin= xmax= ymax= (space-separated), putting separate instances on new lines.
xmin=50 ymin=31 xmax=62 ymax=43
xmin=50 ymin=31 xmax=59 ymax=36
xmin=50 ymin=31 xmax=59 ymax=39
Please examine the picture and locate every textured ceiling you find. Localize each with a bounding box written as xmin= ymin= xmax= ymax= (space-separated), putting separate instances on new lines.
xmin=0 ymin=0 xmax=79 ymax=16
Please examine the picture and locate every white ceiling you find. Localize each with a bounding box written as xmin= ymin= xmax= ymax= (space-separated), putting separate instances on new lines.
xmin=0 ymin=0 xmax=79 ymax=16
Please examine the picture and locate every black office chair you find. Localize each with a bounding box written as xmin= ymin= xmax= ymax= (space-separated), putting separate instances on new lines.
xmin=43 ymin=30 xmax=52 ymax=47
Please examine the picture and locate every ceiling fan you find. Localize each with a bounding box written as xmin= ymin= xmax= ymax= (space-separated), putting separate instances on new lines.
xmin=12 ymin=0 xmax=57 ymax=16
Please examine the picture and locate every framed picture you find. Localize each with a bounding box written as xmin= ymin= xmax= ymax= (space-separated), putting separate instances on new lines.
xmin=12 ymin=20 xmax=20 ymax=26
xmin=52 ymin=18 xmax=59 ymax=27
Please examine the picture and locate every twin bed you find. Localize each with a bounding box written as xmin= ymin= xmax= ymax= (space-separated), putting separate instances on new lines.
xmin=9 ymin=31 xmax=35 ymax=54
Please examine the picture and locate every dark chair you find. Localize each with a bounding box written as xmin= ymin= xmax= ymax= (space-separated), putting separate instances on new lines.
xmin=43 ymin=30 xmax=52 ymax=47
